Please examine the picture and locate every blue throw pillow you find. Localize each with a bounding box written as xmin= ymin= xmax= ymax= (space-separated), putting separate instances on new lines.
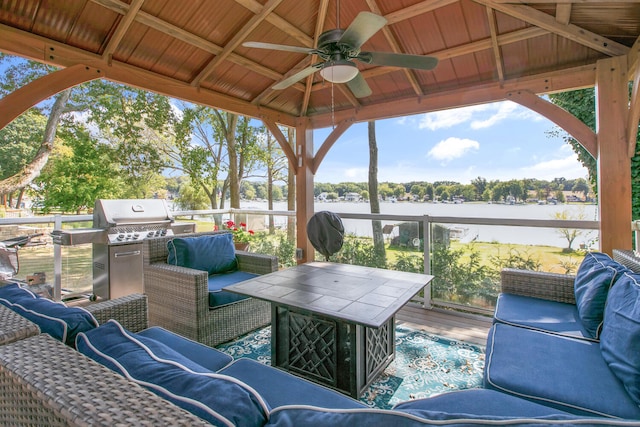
xmin=574 ymin=252 xmax=626 ymax=339
xmin=0 ymin=290 xmax=98 ymax=346
xmin=600 ymin=272 xmax=640 ymax=406
xmin=167 ymin=233 xmax=237 ymax=275
xmin=77 ymin=320 xmax=269 ymax=427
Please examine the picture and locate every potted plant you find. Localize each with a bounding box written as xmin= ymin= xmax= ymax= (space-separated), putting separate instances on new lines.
xmin=224 ymin=220 xmax=254 ymax=251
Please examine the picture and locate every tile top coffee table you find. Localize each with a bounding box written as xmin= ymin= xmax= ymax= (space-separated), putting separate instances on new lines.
xmin=224 ymin=262 xmax=434 ymax=398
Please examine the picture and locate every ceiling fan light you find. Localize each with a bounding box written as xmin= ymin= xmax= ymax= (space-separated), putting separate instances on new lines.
xmin=320 ymin=61 xmax=359 ymax=83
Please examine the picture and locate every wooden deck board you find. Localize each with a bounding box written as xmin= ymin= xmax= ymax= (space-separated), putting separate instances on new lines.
xmin=396 ymin=304 xmax=492 ymax=347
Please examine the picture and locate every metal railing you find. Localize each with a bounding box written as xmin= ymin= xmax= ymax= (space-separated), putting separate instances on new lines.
xmin=0 ymin=209 xmax=600 ymax=313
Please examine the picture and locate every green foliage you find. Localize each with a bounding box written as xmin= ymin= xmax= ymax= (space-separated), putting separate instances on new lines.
xmin=35 ymin=123 xmax=124 ymax=213
xmin=248 ymin=231 xmax=297 ymax=268
xmin=328 ymin=235 xmax=387 ymax=267
xmin=0 ymin=109 xmax=46 ymax=178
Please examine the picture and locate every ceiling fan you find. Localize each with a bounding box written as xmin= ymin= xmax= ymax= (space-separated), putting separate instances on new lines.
xmin=242 ymin=11 xmax=438 ymax=98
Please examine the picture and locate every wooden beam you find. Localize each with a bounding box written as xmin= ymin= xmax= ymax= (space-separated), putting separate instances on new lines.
xmin=192 ymin=0 xmax=283 ymax=86
xmin=308 ymin=63 xmax=596 ymax=129
xmin=384 ymin=0 xmax=459 ymax=25
xmin=507 ymin=90 xmax=596 ymax=158
xmin=0 ymin=64 xmax=102 ymax=131
xmin=302 ymin=0 xmax=329 ymax=116
xmin=555 ymin=3 xmax=572 ymax=26
xmin=486 ymin=6 xmax=505 ymax=83
xmin=311 ymin=120 xmax=353 ymax=174
xmin=90 ymin=0 xmax=287 ymax=83
xmin=262 ymin=119 xmax=297 ymax=172
xmin=596 ymin=55 xmax=632 ymax=254
xmin=102 ymin=0 xmax=144 ymax=62
xmin=477 ymin=1 xmax=629 ymax=56
xmin=0 ymin=24 xmax=298 ymax=127
xmin=232 ymin=0 xmax=314 ymax=47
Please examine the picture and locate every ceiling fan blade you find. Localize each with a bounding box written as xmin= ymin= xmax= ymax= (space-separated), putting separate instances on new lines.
xmin=272 ymin=64 xmax=323 ymax=90
xmin=242 ymin=41 xmax=316 ymax=55
xmin=345 ymin=72 xmax=372 ymax=98
xmin=357 ymin=51 xmax=439 ymax=70
xmin=338 ymin=12 xmax=387 ymax=49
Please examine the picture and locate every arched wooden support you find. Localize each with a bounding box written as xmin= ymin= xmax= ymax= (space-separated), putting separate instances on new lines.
xmin=311 ymin=120 xmax=353 ymax=174
xmin=507 ymin=90 xmax=597 ymax=158
xmin=262 ymin=119 xmax=297 ymax=173
xmin=0 ymin=64 xmax=102 ymax=131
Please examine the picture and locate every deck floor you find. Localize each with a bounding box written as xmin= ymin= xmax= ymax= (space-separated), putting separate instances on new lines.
xmin=396 ymin=304 xmax=492 ymax=347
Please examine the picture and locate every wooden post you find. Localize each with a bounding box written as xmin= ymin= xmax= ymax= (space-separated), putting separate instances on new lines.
xmin=295 ymin=121 xmax=315 ymax=263
xmin=596 ymin=56 xmax=633 ymax=254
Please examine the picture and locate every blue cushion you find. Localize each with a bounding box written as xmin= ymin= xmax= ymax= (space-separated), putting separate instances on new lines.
xmin=266 ymin=405 xmax=588 ymax=427
xmin=0 ymin=283 xmax=37 ymax=301
xmin=484 ymin=323 xmax=640 ymax=419
xmin=0 ymin=288 xmax=98 ymax=347
xmin=167 ymin=233 xmax=237 ymax=275
xmin=600 ymin=271 xmax=640 ymax=406
xmin=574 ymin=251 xmax=627 ymax=339
xmin=137 ymin=326 xmax=232 ymax=372
xmin=218 ymin=358 xmax=365 ymax=410
xmin=208 ymin=271 xmax=256 ymax=308
xmin=77 ymin=320 xmax=269 ymax=427
xmin=393 ymin=389 xmax=578 ymax=418
xmin=493 ymin=293 xmax=594 ymax=341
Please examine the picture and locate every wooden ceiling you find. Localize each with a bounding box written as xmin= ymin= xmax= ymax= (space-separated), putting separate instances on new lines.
xmin=0 ymin=0 xmax=639 ymax=129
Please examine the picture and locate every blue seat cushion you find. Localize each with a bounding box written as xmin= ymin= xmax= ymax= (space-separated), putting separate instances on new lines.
xmin=393 ymin=389 xmax=580 ymax=418
xmin=484 ymin=323 xmax=640 ymax=419
xmin=167 ymin=233 xmax=237 ymax=275
xmin=218 ymin=358 xmax=366 ymax=410
xmin=0 ymin=283 xmax=98 ymax=347
xmin=574 ymin=251 xmax=628 ymax=339
xmin=208 ymin=271 xmax=256 ymax=308
xmin=77 ymin=320 xmax=269 ymax=427
xmin=600 ymin=271 xmax=640 ymax=406
xmin=493 ymin=293 xmax=595 ymax=341
xmin=136 ymin=326 xmax=232 ymax=372
xmin=268 ymin=401 xmax=589 ymax=427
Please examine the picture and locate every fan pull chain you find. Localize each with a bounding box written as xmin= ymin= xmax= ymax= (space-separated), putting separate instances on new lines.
xmin=331 ymin=81 xmax=335 ymax=130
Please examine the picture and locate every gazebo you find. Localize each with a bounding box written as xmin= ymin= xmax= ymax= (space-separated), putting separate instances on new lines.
xmin=0 ymin=0 xmax=639 ymax=261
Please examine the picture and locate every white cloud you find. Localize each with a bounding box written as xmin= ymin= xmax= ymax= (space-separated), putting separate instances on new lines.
xmin=418 ymin=101 xmax=543 ymax=131
xmin=520 ymin=153 xmax=587 ymax=180
xmin=428 ymin=137 xmax=480 ymax=162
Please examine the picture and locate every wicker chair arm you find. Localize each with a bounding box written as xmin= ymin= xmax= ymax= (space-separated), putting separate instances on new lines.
xmin=85 ymin=293 xmax=148 ymax=333
xmin=0 ymin=334 xmax=210 ymax=426
xmin=501 ymin=268 xmax=576 ymax=304
xmin=236 ymin=251 xmax=278 ymax=274
xmin=0 ymin=304 xmax=40 ymax=345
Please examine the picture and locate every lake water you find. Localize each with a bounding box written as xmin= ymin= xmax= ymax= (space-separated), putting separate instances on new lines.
xmin=241 ymin=201 xmax=599 ymax=249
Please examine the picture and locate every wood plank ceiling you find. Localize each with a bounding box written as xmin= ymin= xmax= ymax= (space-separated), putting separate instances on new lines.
xmin=0 ymin=0 xmax=639 ymax=129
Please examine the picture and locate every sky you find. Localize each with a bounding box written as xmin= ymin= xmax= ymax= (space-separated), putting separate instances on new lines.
xmin=312 ymin=100 xmax=588 ymax=184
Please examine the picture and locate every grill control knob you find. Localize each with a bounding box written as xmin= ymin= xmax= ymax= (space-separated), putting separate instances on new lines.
xmin=147 ymin=231 xmax=154 ymax=237
xmin=117 ymin=234 xmax=124 ymax=241
xmin=161 ymin=229 xmax=167 ymax=236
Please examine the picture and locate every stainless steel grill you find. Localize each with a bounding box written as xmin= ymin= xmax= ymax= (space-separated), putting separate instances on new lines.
xmin=52 ymin=199 xmax=194 ymax=301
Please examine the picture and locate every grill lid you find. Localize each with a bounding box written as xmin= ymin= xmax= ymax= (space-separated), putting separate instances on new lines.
xmin=93 ymin=199 xmax=173 ymax=229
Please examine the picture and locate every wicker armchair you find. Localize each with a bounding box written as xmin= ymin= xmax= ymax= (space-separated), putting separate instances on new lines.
xmin=143 ymin=230 xmax=276 ymax=347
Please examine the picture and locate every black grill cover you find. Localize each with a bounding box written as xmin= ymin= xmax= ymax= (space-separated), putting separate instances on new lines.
xmin=307 ymin=211 xmax=344 ymax=261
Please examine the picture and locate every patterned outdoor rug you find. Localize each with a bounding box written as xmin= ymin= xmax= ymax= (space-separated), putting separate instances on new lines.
xmin=216 ymin=325 xmax=485 ymax=410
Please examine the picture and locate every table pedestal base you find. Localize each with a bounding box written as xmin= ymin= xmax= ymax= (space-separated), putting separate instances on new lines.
xmin=272 ymin=305 xmax=395 ymax=398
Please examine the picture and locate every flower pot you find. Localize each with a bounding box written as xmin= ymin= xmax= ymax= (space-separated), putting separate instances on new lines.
xmin=234 ymin=242 xmax=249 ymax=251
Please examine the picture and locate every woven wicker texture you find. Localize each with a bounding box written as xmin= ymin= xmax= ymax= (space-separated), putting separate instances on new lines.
xmin=501 ymin=268 xmax=576 ymax=304
xmin=612 ymin=249 xmax=640 ymax=273
xmin=85 ymin=293 xmax=148 ymax=333
xmin=0 ymin=334 xmax=210 ymax=426
xmin=0 ymin=305 xmax=40 ymax=346
xmin=143 ymin=231 xmax=276 ymax=347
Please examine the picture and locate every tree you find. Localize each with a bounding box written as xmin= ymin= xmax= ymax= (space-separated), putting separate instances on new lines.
xmin=35 ymin=121 xmax=123 ymax=213
xmin=368 ymin=121 xmax=386 ymax=265
xmin=554 ymin=209 xmax=585 ymax=252
xmin=572 ymin=178 xmax=590 ymax=200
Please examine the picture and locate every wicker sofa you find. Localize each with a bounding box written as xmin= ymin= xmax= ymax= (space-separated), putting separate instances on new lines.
xmin=485 ymin=250 xmax=640 ymax=419
xmin=143 ymin=230 xmax=277 ymax=347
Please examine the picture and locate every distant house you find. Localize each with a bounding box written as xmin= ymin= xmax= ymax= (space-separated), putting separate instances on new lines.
xmin=344 ymin=192 xmax=361 ymax=202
